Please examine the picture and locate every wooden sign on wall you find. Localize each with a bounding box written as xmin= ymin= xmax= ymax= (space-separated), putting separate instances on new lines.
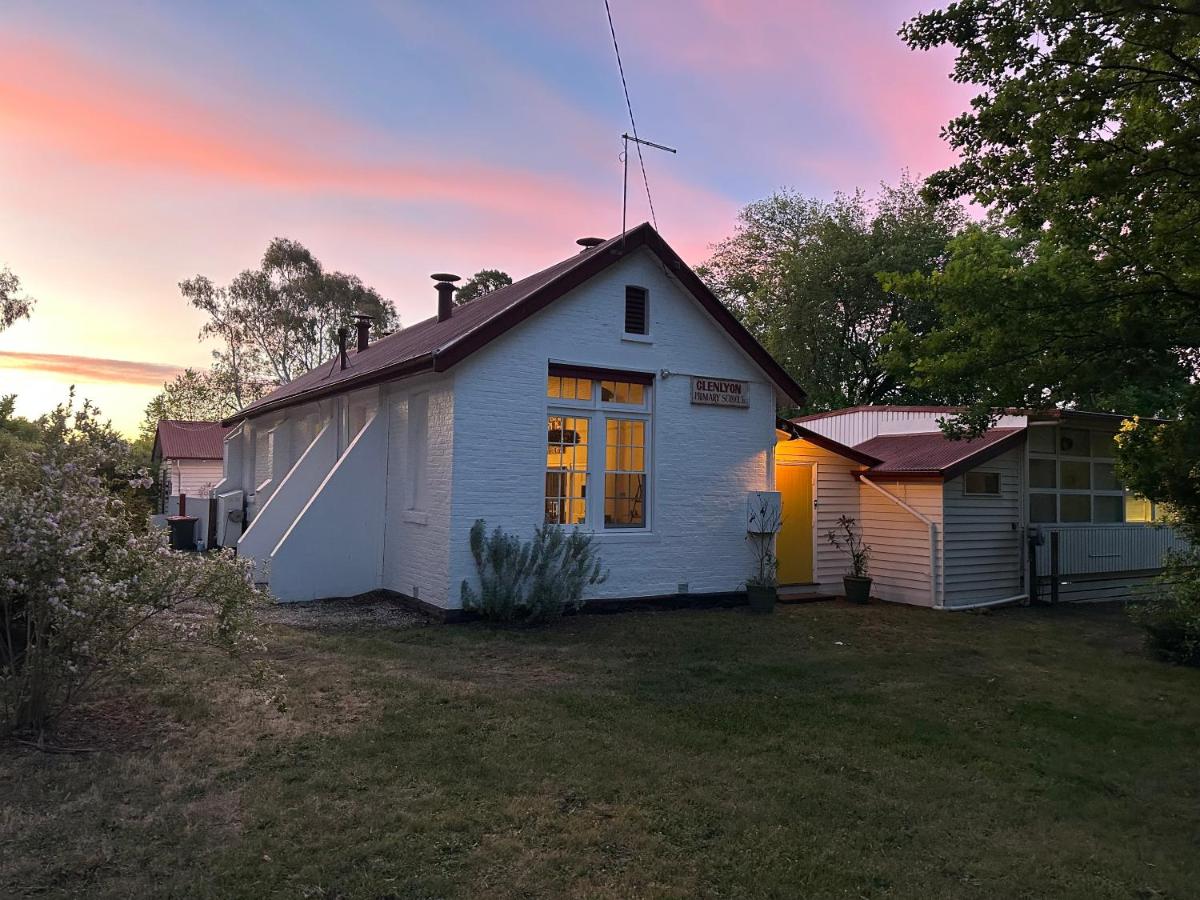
xmin=690 ymin=376 xmax=749 ymax=408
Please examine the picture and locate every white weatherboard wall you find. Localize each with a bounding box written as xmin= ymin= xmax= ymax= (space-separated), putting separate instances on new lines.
xmin=774 ymin=437 xmax=865 ymax=593
xmin=858 ymin=478 xmax=943 ymax=607
xmin=449 ymin=248 xmax=777 ymax=608
xmin=238 ymin=421 xmax=335 ymax=571
xmin=169 ymin=459 xmax=223 ymax=499
xmin=942 ymin=447 xmax=1024 ymax=607
xmin=270 ymin=411 xmax=388 ymax=602
xmin=380 ymin=374 xmax=455 ymax=608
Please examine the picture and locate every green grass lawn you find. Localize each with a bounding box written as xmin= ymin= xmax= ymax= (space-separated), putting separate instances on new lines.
xmin=3 ymin=601 xmax=1199 ymax=899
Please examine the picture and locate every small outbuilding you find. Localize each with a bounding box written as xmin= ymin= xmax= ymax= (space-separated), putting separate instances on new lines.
xmin=775 ymin=406 xmax=1186 ymax=608
xmin=151 ymin=419 xmax=232 ymax=548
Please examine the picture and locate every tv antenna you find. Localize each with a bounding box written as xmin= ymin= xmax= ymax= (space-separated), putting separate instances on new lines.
xmin=621 ymin=132 xmax=676 ymax=238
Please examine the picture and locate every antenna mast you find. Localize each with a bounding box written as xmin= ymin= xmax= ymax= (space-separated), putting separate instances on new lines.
xmin=621 ymin=132 xmax=676 ymax=238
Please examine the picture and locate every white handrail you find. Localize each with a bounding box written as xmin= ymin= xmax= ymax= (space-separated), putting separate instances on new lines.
xmin=858 ymin=475 xmax=939 ymax=609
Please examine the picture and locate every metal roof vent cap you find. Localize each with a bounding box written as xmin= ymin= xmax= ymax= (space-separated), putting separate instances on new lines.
xmin=432 ymin=273 xmax=461 ymax=322
xmin=576 ymin=237 xmax=604 ymax=252
xmin=353 ymin=312 xmax=374 ymax=352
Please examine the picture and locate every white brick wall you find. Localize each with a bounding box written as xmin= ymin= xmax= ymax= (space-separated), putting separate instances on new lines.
xmin=448 ymin=248 xmax=778 ymax=608
xmin=227 ymin=248 xmax=784 ymax=608
xmin=380 ymin=374 xmax=455 ymax=607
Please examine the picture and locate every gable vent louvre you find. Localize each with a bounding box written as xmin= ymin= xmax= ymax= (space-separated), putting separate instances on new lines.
xmin=624 ymin=286 xmax=648 ymax=335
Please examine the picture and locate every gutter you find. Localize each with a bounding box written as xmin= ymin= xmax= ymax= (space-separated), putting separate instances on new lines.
xmin=222 ymin=352 xmax=437 ymax=426
xmin=857 ymin=474 xmax=940 ymax=609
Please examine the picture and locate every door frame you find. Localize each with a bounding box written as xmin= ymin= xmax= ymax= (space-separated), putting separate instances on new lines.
xmin=776 ymin=460 xmax=817 ymax=585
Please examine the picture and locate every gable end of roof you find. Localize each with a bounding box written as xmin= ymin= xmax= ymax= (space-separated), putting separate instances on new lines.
xmin=224 ymin=223 xmax=805 ymax=425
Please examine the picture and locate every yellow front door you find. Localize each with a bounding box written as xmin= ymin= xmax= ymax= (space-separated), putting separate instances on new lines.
xmin=777 ymin=464 xmax=814 ymax=585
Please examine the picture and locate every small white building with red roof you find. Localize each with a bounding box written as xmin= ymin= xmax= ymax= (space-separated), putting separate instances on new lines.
xmin=776 ymin=406 xmax=1184 ymax=608
xmin=151 ymin=419 xmax=233 ymax=546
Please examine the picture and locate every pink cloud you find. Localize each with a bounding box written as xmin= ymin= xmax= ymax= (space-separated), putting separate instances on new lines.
xmin=0 ymin=36 xmax=606 ymax=220
xmin=0 ymin=351 xmax=183 ymax=386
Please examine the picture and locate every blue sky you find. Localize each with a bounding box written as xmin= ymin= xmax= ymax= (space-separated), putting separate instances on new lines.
xmin=0 ymin=0 xmax=972 ymax=433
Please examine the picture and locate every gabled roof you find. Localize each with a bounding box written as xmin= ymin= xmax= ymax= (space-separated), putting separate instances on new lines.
xmin=224 ymin=223 xmax=807 ymax=425
xmin=152 ymin=420 xmax=232 ymax=461
xmin=853 ymin=427 xmax=1026 ymax=479
xmin=780 ymin=414 xmax=1027 ymax=480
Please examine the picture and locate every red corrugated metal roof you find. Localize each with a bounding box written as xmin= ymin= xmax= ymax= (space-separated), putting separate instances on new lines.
xmin=794 ymin=405 xmax=965 ymax=422
xmin=224 ymin=222 xmax=807 ymax=424
xmin=853 ymin=427 xmax=1025 ymax=478
xmin=153 ymin=420 xmax=232 ymax=461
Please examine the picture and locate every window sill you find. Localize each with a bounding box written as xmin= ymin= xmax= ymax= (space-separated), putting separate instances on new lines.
xmin=402 ymin=509 xmax=429 ymax=525
xmin=621 ymin=333 xmax=653 ymax=345
xmin=590 ymin=530 xmax=660 ymax=544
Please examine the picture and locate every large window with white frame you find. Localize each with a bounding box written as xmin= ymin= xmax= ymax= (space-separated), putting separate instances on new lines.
xmin=545 ymin=366 xmax=652 ymax=530
xmin=1027 ymin=423 xmax=1160 ymax=524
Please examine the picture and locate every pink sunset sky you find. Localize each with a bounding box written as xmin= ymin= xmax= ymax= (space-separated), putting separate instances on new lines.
xmin=0 ymin=0 xmax=972 ymax=436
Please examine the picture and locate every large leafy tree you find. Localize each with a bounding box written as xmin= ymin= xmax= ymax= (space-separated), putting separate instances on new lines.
xmin=701 ymin=176 xmax=967 ymax=411
xmin=892 ymin=0 xmax=1200 ymax=529
xmin=182 ymin=239 xmax=398 ymax=405
xmin=455 ymin=269 xmax=512 ymax=305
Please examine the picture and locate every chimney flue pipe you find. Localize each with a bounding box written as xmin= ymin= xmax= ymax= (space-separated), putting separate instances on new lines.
xmin=432 ymin=273 xmax=461 ymax=322
xmin=337 ymin=326 xmax=349 ymax=370
xmin=353 ymin=313 xmax=373 ymax=352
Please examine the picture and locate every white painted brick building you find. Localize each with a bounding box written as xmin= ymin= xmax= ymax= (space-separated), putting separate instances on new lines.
xmin=213 ymin=225 xmax=805 ymax=612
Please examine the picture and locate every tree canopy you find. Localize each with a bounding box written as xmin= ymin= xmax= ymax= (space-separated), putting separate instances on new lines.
xmin=701 ymin=176 xmax=967 ymax=411
xmin=135 ymin=368 xmax=235 ymax=455
xmin=897 ymin=0 xmax=1200 ymax=422
xmin=455 ymin=269 xmax=513 ymax=305
xmin=893 ymin=0 xmax=1200 ymax=530
xmin=1 ymin=265 xmax=34 ymax=332
xmin=182 ymin=239 xmax=398 ymax=407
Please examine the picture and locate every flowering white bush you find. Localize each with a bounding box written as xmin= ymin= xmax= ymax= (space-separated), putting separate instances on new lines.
xmin=0 ymin=398 xmax=273 ymax=740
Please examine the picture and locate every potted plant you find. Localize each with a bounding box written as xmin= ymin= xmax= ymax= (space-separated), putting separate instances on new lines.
xmin=746 ymin=493 xmax=782 ymax=613
xmin=826 ymin=515 xmax=872 ymax=604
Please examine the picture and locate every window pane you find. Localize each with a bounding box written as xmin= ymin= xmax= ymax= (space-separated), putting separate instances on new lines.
xmin=1029 ymin=458 xmax=1057 ymax=488
xmin=604 ymin=416 xmax=647 ymax=528
xmin=547 ymin=375 xmax=561 ymax=398
xmin=576 ymin=378 xmax=592 ymax=401
xmin=1125 ymin=494 xmax=1154 ymax=523
xmin=546 ymin=415 xmax=588 ymax=525
xmin=1030 ymin=493 xmax=1057 ymax=523
xmin=1061 ymin=460 xmax=1091 ymax=490
xmin=1060 ymin=494 xmax=1091 ymax=522
xmin=964 ymin=471 xmax=1000 ymax=495
xmin=604 ymin=474 xmax=646 ymax=526
xmin=1094 ymin=495 xmax=1123 ymax=523
xmin=1093 ymin=462 xmax=1120 ymax=491
xmin=1059 ymin=427 xmax=1090 ymax=456
xmin=1029 ymin=426 xmax=1057 ymax=453
xmin=1090 ymin=430 xmax=1116 ymax=458
xmin=600 ymin=379 xmax=645 ymax=405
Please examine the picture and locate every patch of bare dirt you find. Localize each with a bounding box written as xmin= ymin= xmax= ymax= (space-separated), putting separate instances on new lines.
xmin=258 ymin=591 xmax=433 ymax=632
xmin=1 ymin=690 xmax=172 ymax=756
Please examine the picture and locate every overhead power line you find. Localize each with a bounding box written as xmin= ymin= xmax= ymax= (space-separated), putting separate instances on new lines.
xmin=603 ymin=0 xmax=659 ymax=231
